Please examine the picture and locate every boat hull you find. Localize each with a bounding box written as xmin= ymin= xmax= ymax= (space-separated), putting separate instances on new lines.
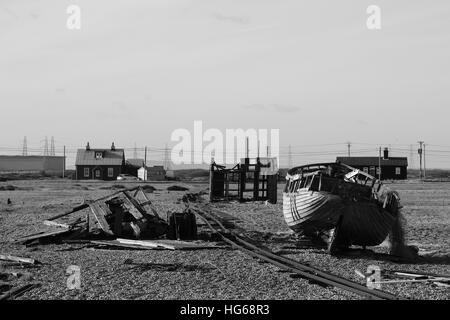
xmin=283 ymin=188 xmax=396 ymax=246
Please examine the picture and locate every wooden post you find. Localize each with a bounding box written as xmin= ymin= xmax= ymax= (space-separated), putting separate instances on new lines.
xmin=63 ymin=145 xmax=66 ymax=178
xmin=209 ymin=159 xmax=214 ymax=202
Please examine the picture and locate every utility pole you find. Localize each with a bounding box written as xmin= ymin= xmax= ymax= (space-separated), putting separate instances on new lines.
xmin=266 ymin=145 xmax=270 ymax=157
xmin=133 ymin=143 xmax=138 ymax=159
xmin=378 ymin=147 xmax=382 ymax=181
xmin=347 ymin=142 xmax=351 ymax=157
xmin=144 ymin=146 xmax=147 ymax=167
xmin=63 ymin=145 xmax=66 ymax=178
xmin=418 ymin=141 xmax=424 ymax=179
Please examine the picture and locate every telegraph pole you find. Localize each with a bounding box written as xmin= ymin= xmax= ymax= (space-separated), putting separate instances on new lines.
xmin=347 ymin=142 xmax=351 ymax=157
xmin=144 ymin=146 xmax=147 ymax=167
xmin=418 ymin=141 xmax=424 ymax=179
xmin=63 ymin=145 xmax=66 ymax=178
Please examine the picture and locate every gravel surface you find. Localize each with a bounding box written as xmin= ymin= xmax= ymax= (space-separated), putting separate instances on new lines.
xmin=0 ymin=180 xmax=449 ymax=300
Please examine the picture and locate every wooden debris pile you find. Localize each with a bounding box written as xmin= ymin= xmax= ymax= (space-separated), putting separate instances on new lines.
xmin=16 ymin=186 xmax=168 ymax=245
xmin=0 ymin=254 xmax=40 ymax=300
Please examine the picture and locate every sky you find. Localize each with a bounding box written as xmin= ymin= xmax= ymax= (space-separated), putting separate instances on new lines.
xmin=1 ymin=0 xmax=450 ymax=168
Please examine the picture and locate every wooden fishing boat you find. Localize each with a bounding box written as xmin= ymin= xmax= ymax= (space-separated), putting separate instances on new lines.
xmin=283 ymin=161 xmax=401 ymax=252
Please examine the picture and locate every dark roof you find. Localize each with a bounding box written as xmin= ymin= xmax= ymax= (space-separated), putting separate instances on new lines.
xmin=75 ymin=148 xmax=125 ymax=166
xmin=126 ymin=158 xmax=145 ymax=167
xmin=336 ymin=157 xmax=408 ymax=167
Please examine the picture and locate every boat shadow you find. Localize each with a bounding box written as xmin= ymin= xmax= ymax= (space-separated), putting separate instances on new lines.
xmin=331 ymin=249 xmax=450 ymax=265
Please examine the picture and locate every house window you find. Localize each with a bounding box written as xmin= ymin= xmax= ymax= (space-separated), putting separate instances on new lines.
xmin=395 ymin=167 xmax=401 ymax=175
xmin=95 ymin=152 xmax=103 ymax=159
xmin=376 ymin=167 xmax=380 ymax=175
xmin=95 ymin=170 xmax=101 ymax=178
xmin=363 ymin=167 xmax=368 ymax=173
xmin=108 ymin=168 xmax=113 ymax=177
xmin=84 ymin=168 xmax=89 ymax=177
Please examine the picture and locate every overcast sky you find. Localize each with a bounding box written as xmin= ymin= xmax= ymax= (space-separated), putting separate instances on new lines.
xmin=1 ymin=0 xmax=449 ymax=168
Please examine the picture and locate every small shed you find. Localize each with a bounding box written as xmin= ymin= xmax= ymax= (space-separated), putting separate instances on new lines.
xmin=138 ymin=165 xmax=166 ymax=181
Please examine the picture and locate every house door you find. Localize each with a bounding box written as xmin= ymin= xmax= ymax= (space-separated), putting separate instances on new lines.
xmin=94 ymin=169 xmax=101 ymax=179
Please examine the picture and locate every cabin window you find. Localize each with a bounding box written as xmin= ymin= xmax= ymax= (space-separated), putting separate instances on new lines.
xmin=108 ymin=168 xmax=113 ymax=177
xmin=363 ymin=167 xmax=368 ymax=173
xmin=95 ymin=152 xmax=103 ymax=159
xmin=84 ymin=168 xmax=89 ymax=177
xmin=95 ymin=170 xmax=101 ymax=178
xmin=395 ymin=167 xmax=401 ymax=175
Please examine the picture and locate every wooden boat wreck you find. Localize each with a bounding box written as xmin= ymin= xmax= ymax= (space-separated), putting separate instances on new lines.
xmin=283 ymin=161 xmax=402 ymax=252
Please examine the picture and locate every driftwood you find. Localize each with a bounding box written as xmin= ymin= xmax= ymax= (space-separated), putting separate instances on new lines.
xmin=116 ymin=238 xmax=176 ymax=250
xmin=89 ymin=240 xmax=165 ymax=250
xmin=0 ymin=254 xmax=39 ymax=265
xmin=15 ymin=229 xmax=73 ymax=245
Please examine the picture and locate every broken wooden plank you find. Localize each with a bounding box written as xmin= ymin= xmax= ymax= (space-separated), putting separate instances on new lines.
xmin=153 ymin=239 xmax=227 ymax=250
xmin=116 ymin=238 xmax=176 ymax=250
xmin=43 ymin=220 xmax=73 ymax=229
xmin=15 ymin=229 xmax=72 ymax=244
xmin=89 ymin=240 xmax=164 ymax=250
xmin=89 ymin=203 xmax=114 ymax=236
xmin=122 ymin=192 xmax=147 ymax=219
xmin=136 ymin=187 xmax=161 ymax=218
xmin=121 ymin=197 xmax=145 ymax=220
xmin=394 ymin=271 xmax=450 ymax=279
xmin=0 ymin=254 xmax=38 ymax=265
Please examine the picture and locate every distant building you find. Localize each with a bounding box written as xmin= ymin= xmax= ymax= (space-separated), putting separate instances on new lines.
xmin=125 ymin=158 xmax=145 ymax=177
xmin=0 ymin=155 xmax=64 ymax=175
xmin=75 ymin=142 xmax=125 ymax=180
xmin=337 ymin=148 xmax=408 ymax=180
xmin=137 ymin=165 xmax=166 ymax=181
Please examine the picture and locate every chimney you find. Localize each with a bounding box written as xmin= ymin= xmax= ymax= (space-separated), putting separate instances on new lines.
xmin=86 ymin=142 xmax=90 ymax=150
xmin=111 ymin=142 xmax=116 ymax=151
xmin=383 ymin=147 xmax=389 ymax=160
